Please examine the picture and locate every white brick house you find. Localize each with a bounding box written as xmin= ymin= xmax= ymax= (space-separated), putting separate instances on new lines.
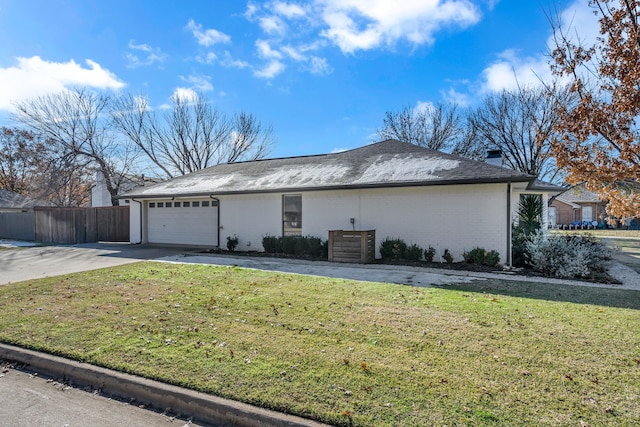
xmin=119 ymin=140 xmax=561 ymax=265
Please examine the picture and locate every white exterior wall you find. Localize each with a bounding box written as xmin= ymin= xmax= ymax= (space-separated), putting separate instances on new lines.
xmin=217 ymin=193 xmax=282 ymax=251
xmin=304 ymin=184 xmax=509 ymax=262
xmin=129 ymin=200 xmax=142 ymax=243
xmin=129 ymin=183 xmax=513 ymax=262
xmin=91 ymin=172 xmax=112 ymax=207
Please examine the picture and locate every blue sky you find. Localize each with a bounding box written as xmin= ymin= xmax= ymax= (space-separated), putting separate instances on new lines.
xmin=0 ymin=0 xmax=595 ymax=158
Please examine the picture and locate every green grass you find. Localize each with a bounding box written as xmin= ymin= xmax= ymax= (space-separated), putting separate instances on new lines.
xmin=0 ymin=262 xmax=639 ymax=426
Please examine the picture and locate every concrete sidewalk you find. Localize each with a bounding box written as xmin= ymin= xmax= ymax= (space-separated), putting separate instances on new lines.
xmin=159 ymin=252 xmax=640 ymax=291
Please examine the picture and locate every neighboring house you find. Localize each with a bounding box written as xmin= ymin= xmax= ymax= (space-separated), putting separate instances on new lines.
xmin=549 ymin=183 xmax=605 ymax=228
xmin=550 ymin=182 xmax=638 ymax=229
xmin=91 ymin=172 xmax=162 ymax=207
xmin=0 ymin=189 xmax=51 ymax=210
xmin=119 ymin=139 xmax=563 ymax=265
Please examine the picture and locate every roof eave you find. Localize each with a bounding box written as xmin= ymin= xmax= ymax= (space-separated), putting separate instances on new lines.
xmin=118 ymin=176 xmax=534 ymax=199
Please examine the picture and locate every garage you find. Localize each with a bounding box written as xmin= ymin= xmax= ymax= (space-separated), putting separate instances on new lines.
xmin=146 ymin=199 xmax=218 ymax=246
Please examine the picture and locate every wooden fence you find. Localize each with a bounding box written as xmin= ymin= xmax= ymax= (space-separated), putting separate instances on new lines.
xmin=0 ymin=210 xmax=35 ymax=241
xmin=0 ymin=206 xmax=129 ymax=244
xmin=328 ymin=230 xmax=376 ymax=264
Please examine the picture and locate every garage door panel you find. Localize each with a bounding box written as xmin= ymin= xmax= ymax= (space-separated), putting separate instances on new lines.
xmin=147 ymin=200 xmax=218 ymax=246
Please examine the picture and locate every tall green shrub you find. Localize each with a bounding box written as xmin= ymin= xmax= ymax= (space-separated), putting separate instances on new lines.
xmin=513 ymin=194 xmax=544 ymax=267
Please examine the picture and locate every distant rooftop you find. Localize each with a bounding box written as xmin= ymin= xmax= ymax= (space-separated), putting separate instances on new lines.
xmin=121 ymin=139 xmax=540 ymax=198
xmin=0 ymin=189 xmax=51 ymax=208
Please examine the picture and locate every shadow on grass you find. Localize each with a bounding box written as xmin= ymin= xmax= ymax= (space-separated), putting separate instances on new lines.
xmin=434 ymin=280 xmax=640 ymax=310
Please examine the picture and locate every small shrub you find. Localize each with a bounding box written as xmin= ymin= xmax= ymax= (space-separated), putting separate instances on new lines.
xmin=511 ymin=224 xmax=532 ymax=267
xmin=464 ymin=247 xmax=487 ymax=264
xmin=262 ymin=235 xmax=278 ymax=253
xmin=463 ymin=247 xmax=501 ymax=267
xmin=304 ymin=236 xmax=324 ymax=258
xmin=484 ymin=250 xmax=501 ymax=267
xmin=280 ymin=236 xmax=298 ymax=254
xmin=443 ymin=249 xmax=454 ymax=264
xmin=526 ymin=232 xmax=614 ymax=278
xmin=405 ymin=243 xmax=423 ymax=262
xmin=424 ymin=246 xmax=436 ymax=263
xmin=226 ymin=235 xmax=239 ymax=252
xmin=380 ymin=238 xmax=408 ymax=260
xmin=261 ymin=234 xmax=327 ymax=258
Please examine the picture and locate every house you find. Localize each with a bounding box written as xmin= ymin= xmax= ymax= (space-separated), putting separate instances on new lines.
xmin=0 ymin=189 xmax=51 ymax=210
xmin=119 ymin=139 xmax=562 ymax=265
xmin=91 ymin=172 xmax=162 ymax=207
xmin=550 ymin=182 xmax=638 ymax=229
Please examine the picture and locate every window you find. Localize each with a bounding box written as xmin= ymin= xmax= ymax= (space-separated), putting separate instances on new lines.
xmin=193 ymin=201 xmax=200 ymax=207
xmin=183 ymin=201 xmax=190 ymax=207
xmin=202 ymin=200 xmax=210 ymax=207
xmin=157 ymin=202 xmax=164 ymax=208
xmin=174 ymin=201 xmax=181 ymax=207
xmin=149 ymin=202 xmax=156 ymax=208
xmin=283 ymin=194 xmax=302 ymax=236
xmin=165 ymin=202 xmax=172 ymax=208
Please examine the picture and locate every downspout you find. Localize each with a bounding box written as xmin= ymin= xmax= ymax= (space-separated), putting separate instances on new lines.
xmin=209 ymin=195 xmax=220 ymax=248
xmin=506 ymin=182 xmax=512 ymax=267
xmin=131 ymin=198 xmax=143 ymax=244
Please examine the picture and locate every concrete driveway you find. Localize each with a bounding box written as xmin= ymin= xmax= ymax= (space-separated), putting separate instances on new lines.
xmin=0 ymin=243 xmax=190 ymax=285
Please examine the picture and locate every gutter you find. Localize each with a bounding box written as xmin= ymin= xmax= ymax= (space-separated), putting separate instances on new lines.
xmin=507 ymin=182 xmax=512 ymax=267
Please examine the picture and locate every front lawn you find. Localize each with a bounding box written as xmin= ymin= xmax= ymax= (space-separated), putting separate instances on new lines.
xmin=0 ymin=262 xmax=638 ymax=426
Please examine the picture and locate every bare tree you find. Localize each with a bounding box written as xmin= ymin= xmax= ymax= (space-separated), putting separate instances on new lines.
xmin=375 ymin=103 xmax=461 ymax=151
xmin=111 ymin=92 xmax=274 ymax=178
xmin=375 ymin=102 xmax=485 ymax=159
xmin=468 ymin=83 xmax=573 ymax=183
xmin=13 ymin=88 xmax=138 ymax=206
xmin=0 ymin=127 xmax=40 ymax=194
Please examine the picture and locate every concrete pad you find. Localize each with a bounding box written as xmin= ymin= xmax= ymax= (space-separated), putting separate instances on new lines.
xmin=0 ymin=243 xmax=190 ymax=285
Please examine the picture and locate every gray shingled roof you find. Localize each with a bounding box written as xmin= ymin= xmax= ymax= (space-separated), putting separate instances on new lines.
xmin=0 ymin=190 xmax=49 ymax=208
xmin=121 ymin=139 xmax=539 ymax=198
xmin=556 ymin=183 xmax=601 ymax=204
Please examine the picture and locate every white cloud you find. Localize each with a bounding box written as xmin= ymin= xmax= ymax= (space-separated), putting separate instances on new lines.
xmin=220 ymin=51 xmax=250 ymax=68
xmin=171 ymin=87 xmax=198 ymax=103
xmin=481 ymin=50 xmax=554 ymax=92
xmin=273 ymin=2 xmax=306 ymax=18
xmin=256 ymin=39 xmax=283 ymax=59
xmin=259 ymin=15 xmax=286 ymax=35
xmin=318 ymin=0 xmax=481 ymax=53
xmin=308 ymin=56 xmax=332 ymax=75
xmin=414 ymin=101 xmax=435 ymax=115
xmin=556 ymin=0 xmax=600 ymax=46
xmin=254 ymin=60 xmax=286 ymax=79
xmin=195 ymin=52 xmax=218 ymax=64
xmin=0 ymin=56 xmax=125 ymax=111
xmin=126 ymin=40 xmax=167 ymax=68
xmin=478 ymin=0 xmax=598 ymax=93
xmin=181 ymin=74 xmax=214 ymax=92
xmin=441 ymin=87 xmax=471 ymax=107
xmin=238 ymin=0 xmax=481 ymax=81
xmin=281 ymin=45 xmax=306 ymax=61
xmin=186 ymin=19 xmax=231 ymax=46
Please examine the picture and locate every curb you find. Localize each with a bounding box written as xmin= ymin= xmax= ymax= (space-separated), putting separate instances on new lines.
xmin=0 ymin=343 xmax=329 ymax=427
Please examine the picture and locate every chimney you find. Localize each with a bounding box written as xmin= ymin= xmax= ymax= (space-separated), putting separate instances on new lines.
xmin=485 ymin=149 xmax=503 ymax=167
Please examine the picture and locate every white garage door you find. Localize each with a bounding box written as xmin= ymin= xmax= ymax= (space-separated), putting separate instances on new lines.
xmin=147 ymin=199 xmax=218 ymax=246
